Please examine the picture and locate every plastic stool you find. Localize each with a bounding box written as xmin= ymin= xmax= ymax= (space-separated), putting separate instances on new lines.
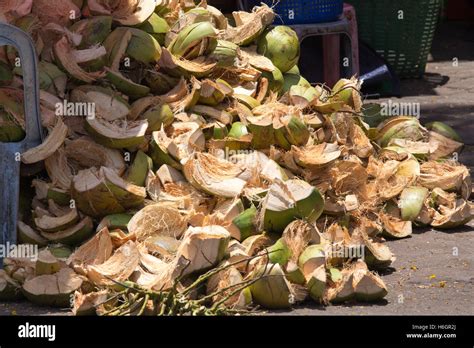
xmin=343 ymin=3 xmax=360 ymax=77
xmin=285 ymin=4 xmax=359 ymax=87
xmin=289 ymin=17 xmax=358 ymax=87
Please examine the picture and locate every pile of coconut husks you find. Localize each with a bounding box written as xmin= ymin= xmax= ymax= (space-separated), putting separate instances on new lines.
xmin=0 ymin=0 xmax=473 ymax=315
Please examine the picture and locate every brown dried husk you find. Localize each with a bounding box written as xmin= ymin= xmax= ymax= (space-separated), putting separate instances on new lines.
xmin=54 ymin=36 xmax=105 ymax=83
xmin=419 ymin=161 xmax=471 ymax=199
xmin=127 ymin=204 xmax=188 ymax=241
xmin=183 ymin=152 xmax=249 ymax=198
xmin=87 ymin=241 xmax=140 ymax=286
xmin=67 ymin=228 xmax=114 ymax=276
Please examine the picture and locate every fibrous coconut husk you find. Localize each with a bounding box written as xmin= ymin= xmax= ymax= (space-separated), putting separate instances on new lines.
xmin=87 ymin=241 xmax=140 ymax=286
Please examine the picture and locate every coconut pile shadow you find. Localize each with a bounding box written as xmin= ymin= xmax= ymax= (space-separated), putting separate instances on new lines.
xmin=0 ymin=1 xmax=472 ymax=315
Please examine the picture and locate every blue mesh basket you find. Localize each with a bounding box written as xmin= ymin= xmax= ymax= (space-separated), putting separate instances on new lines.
xmin=239 ymin=0 xmax=344 ymax=24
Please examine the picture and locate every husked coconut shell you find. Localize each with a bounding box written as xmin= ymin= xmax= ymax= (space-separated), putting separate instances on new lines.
xmin=260 ymin=179 xmax=324 ymax=234
xmin=67 ymin=228 xmax=114 ymax=275
xmin=54 ymin=36 xmax=105 ymax=83
xmin=72 ymin=289 xmax=108 ymax=316
xmin=127 ymin=204 xmax=187 ymax=241
xmin=45 ymin=148 xmax=73 ymax=190
xmin=292 ymin=143 xmax=341 ymax=169
xmin=22 ymin=268 xmax=83 ymax=307
xmin=352 ymin=261 xmax=388 ymax=302
xmin=364 ymin=237 xmax=395 ymax=270
xmin=21 ymin=119 xmax=68 ymax=164
xmin=431 ymin=188 xmax=473 ymax=229
xmin=39 ymin=217 xmax=94 ymax=246
xmin=71 ymin=167 xmax=146 ymax=217
xmin=306 ymin=264 xmax=327 ymax=301
xmin=17 ymin=221 xmax=48 ymax=247
xmin=223 ymin=5 xmax=275 ymax=46
xmin=34 ymin=208 xmax=79 ymax=233
xmin=184 ymin=152 xmax=249 ymax=198
xmin=35 ymin=249 xmax=61 ymax=276
xmin=419 ymin=161 xmax=471 ymax=200
xmin=172 ymin=225 xmax=230 ymax=278
xmin=428 ymin=131 xmax=463 ymax=160
xmin=298 ymin=245 xmax=326 ymax=280
xmin=87 ymin=241 xmax=140 ymax=286
xmin=249 ymin=263 xmax=293 ymax=309
xmin=207 ymin=262 xmax=252 ymax=309
xmin=85 ymin=117 xmax=148 ymax=149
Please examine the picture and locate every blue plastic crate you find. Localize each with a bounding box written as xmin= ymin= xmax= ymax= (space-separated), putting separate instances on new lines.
xmin=239 ymin=0 xmax=344 ymax=24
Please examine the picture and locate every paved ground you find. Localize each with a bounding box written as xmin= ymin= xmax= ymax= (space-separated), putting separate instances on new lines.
xmin=1 ymin=21 xmax=473 ymax=316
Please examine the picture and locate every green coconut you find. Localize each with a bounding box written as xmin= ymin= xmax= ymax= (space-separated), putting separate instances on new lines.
xmin=233 ymin=94 xmax=261 ymax=110
xmin=48 ymin=245 xmax=73 ymax=260
xmin=282 ymin=71 xmax=311 ymax=94
xmin=149 ymin=131 xmax=183 ymax=171
xmin=134 ymin=13 xmax=169 ymax=45
xmin=289 ymin=85 xmax=319 ymax=107
xmin=364 ymin=239 xmax=394 ymax=270
xmin=232 ymin=205 xmax=258 ymax=241
xmin=17 ymin=221 xmax=48 ymax=247
xmin=352 ymin=262 xmax=388 ymax=302
xmin=70 ymin=85 xmax=130 ymax=121
xmin=247 ymin=116 xmax=275 ymax=149
xmin=199 ymin=79 xmax=233 ymax=106
xmin=71 ymin=16 xmax=113 ymax=49
xmin=104 ymin=27 xmax=162 ymax=66
xmin=0 ymin=109 xmax=25 ymax=142
xmin=46 ymin=188 xmax=71 ymax=206
xmin=426 ymin=121 xmax=462 ymax=142
xmin=250 ymin=263 xmax=293 ymax=309
xmin=399 ymin=187 xmax=429 ymax=221
xmin=34 ymin=209 xmax=79 ymax=233
xmin=257 ymin=26 xmax=300 ymax=73
xmin=97 ymin=214 xmax=133 ymax=232
xmin=35 ymin=250 xmax=61 ymax=276
xmin=71 ymin=167 xmax=146 ymax=217
xmin=261 ymin=67 xmax=284 ymax=93
xmin=168 ymin=21 xmax=218 ymax=60
xmin=139 ymin=102 xmax=174 ymax=133
xmin=274 ymin=115 xmax=310 ymax=150
xmin=40 ymin=217 xmax=94 ymax=246
xmin=173 ymin=225 xmax=230 ymax=278
xmin=285 ymin=261 xmax=306 ymax=285
xmin=104 ymin=69 xmax=150 ymax=99
xmin=298 ymin=245 xmax=326 ymax=280
xmin=331 ymin=77 xmax=362 ymax=112
xmin=267 ymin=238 xmax=292 ymax=266
xmin=376 ymin=116 xmax=425 ymax=148
xmin=209 ymin=40 xmax=239 ymax=67
xmin=145 ymin=70 xmax=180 ymax=95
xmin=125 ymin=28 xmax=162 ymax=64
xmin=306 ymin=264 xmax=327 ymax=301
xmin=85 ymin=117 xmax=148 ymax=149
xmin=262 ymin=180 xmax=325 ymax=234
xmin=125 ymin=150 xmax=153 ymax=187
